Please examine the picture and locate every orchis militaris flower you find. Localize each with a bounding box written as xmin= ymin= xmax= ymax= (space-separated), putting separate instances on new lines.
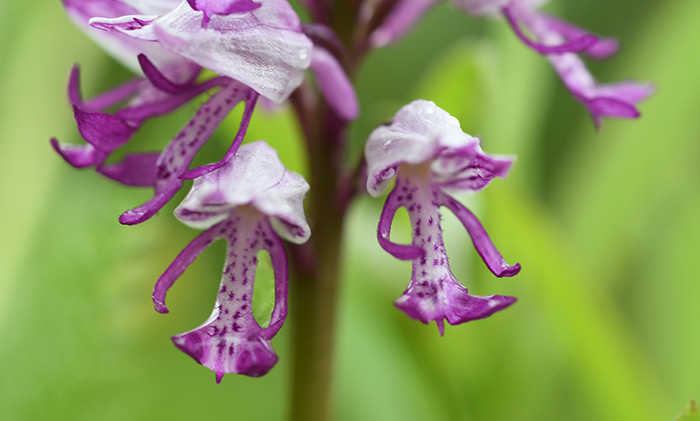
xmin=366 ymin=99 xmax=520 ymax=335
xmin=370 ymin=0 xmax=652 ymax=127
xmin=54 ymin=0 xmax=357 ymax=224
xmin=153 ymin=140 xmax=310 ymax=382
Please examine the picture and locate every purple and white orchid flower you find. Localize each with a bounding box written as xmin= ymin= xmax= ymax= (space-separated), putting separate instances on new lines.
xmin=366 ymin=100 xmax=519 ymax=335
xmin=370 ymin=0 xmax=652 ymax=126
xmin=153 ymin=140 xmax=310 ymax=382
xmin=53 ymin=0 xmax=358 ymax=225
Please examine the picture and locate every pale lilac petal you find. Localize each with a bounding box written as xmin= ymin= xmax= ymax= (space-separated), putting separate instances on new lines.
xmin=151 ymin=0 xmax=312 ymax=102
xmin=370 ymin=0 xmax=440 ymax=47
xmin=120 ymin=0 xmax=181 ymax=15
xmin=175 ymin=141 xmax=311 ymax=244
xmin=64 ymin=0 xmax=190 ymax=74
xmin=376 ymin=186 xmax=425 ymax=260
xmin=452 ymin=0 xmax=510 ymax=16
xmin=186 ymin=0 xmax=261 ymax=24
xmin=439 ymin=191 xmax=521 ymax=277
xmin=98 ymin=152 xmax=160 ymax=186
xmin=309 ymin=47 xmax=359 ymax=120
xmin=120 ymin=81 xmax=248 ymax=225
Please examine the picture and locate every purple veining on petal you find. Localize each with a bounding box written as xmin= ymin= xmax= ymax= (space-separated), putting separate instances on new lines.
xmin=119 ymin=81 xmax=246 ymax=225
xmin=377 ymin=185 xmax=425 ymax=260
xmin=370 ymin=0 xmax=441 ymax=47
xmin=148 ymin=0 xmax=312 ymax=103
xmin=390 ymin=172 xmax=516 ymax=332
xmin=180 ymin=89 xmax=259 ymax=180
xmin=309 ymin=47 xmax=359 ymax=121
xmin=156 ymin=213 xmax=289 ymax=379
xmin=175 ymin=141 xmax=311 ymax=244
xmin=502 ymin=4 xmax=599 ymax=55
xmin=186 ymin=0 xmax=261 ymax=25
xmin=433 ymin=143 xmax=514 ymax=194
xmin=438 ymin=191 xmax=520 ymax=277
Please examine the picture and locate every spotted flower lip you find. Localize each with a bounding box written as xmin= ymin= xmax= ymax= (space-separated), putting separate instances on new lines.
xmin=366 ymin=100 xmax=519 ymax=334
xmin=153 ymin=140 xmax=310 ymax=381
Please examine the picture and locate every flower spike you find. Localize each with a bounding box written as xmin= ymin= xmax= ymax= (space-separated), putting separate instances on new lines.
xmin=154 ymin=141 xmax=310 ymax=380
xmin=366 ymin=100 xmax=519 ymax=333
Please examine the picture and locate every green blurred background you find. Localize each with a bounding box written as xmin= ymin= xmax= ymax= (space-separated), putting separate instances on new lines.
xmin=1 ymin=0 xmax=698 ymax=419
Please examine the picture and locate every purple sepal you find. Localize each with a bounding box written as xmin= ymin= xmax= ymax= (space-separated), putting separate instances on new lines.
xmin=74 ymin=106 xmax=136 ymax=153
xmin=137 ymin=54 xmax=199 ymax=94
xmin=369 ymin=0 xmax=441 ymax=47
xmin=395 ymin=278 xmax=516 ymax=335
xmin=439 ymin=191 xmax=520 ymax=278
xmin=377 ymin=187 xmax=425 ymax=260
xmin=98 ymin=152 xmax=160 ymax=186
xmin=50 ymin=138 xmax=97 ymax=168
xmin=186 ymin=0 xmax=261 ymax=24
xmin=309 ymin=47 xmax=359 ymax=121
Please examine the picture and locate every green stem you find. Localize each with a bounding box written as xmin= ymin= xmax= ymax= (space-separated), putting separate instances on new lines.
xmin=288 ymin=3 xmax=363 ymax=418
xmin=289 ymin=107 xmax=347 ymax=421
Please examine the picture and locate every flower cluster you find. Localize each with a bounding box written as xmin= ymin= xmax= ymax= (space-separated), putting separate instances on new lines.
xmin=52 ymin=0 xmax=650 ymax=382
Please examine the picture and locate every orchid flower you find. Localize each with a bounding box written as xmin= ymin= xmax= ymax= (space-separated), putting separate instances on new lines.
xmin=153 ymin=140 xmax=310 ymax=382
xmin=370 ymin=0 xmax=652 ymax=126
xmin=53 ymin=0 xmax=358 ymax=226
xmin=366 ymin=100 xmax=520 ymax=335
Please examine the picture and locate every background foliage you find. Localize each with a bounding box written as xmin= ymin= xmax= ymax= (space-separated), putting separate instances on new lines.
xmin=1 ymin=0 xmax=698 ymax=419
